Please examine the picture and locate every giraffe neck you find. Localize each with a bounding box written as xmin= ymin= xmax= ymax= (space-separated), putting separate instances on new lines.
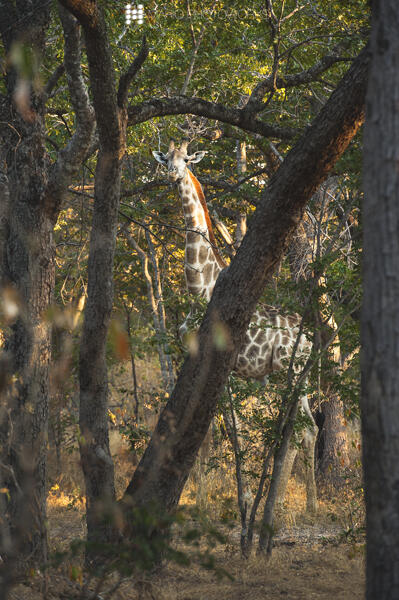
xmin=178 ymin=170 xmax=226 ymax=300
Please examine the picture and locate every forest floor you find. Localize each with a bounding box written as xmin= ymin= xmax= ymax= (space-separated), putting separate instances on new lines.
xmin=9 ymin=360 xmax=365 ymax=599
xmin=10 ymin=463 xmax=365 ymax=600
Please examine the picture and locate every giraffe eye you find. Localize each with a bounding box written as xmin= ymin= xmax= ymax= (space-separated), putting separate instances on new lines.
xmin=184 ymin=158 xmax=190 ymax=163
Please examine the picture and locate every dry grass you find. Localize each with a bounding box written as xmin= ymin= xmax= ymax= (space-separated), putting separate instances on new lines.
xmin=12 ymin=359 xmax=364 ymax=599
xmin=15 ymin=444 xmax=364 ymax=600
xmin=11 ymin=538 xmax=365 ymax=600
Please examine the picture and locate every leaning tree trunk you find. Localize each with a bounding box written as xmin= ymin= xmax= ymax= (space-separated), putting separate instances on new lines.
xmin=121 ymin=47 xmax=369 ymax=522
xmin=362 ymin=2 xmax=399 ymax=598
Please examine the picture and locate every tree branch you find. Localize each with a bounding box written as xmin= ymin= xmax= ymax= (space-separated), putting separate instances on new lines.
xmin=128 ymin=96 xmax=298 ymax=140
xmin=117 ymin=36 xmax=149 ymax=109
xmin=44 ymin=4 xmax=95 ymax=222
xmin=59 ymin=0 xmax=120 ymax=154
xmin=180 ymin=0 xmax=219 ymax=95
xmin=44 ymin=63 xmax=65 ymax=98
xmin=57 ymin=0 xmax=97 ymax=28
xmin=246 ymin=51 xmax=352 ymax=111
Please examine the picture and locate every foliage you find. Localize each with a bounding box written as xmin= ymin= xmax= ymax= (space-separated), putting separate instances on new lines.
xmin=0 ymin=0 xmax=368 ymax=580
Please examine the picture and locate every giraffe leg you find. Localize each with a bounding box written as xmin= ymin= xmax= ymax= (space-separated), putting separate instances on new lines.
xmin=300 ymin=394 xmax=318 ymax=514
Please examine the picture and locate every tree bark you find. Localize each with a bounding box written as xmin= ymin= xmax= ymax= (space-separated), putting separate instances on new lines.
xmin=63 ymin=1 xmax=121 ymax=548
xmin=59 ymin=0 xmax=148 ymax=549
xmin=317 ymin=308 xmax=349 ymax=485
xmin=318 ymin=393 xmax=349 ymax=484
xmin=0 ymin=2 xmax=52 ymax=576
xmin=121 ymin=46 xmax=369 ymax=520
xmin=0 ymin=2 xmax=94 ymax=579
xmin=362 ymin=2 xmax=399 ymax=597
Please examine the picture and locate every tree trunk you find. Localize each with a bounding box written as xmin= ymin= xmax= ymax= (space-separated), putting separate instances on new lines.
xmin=145 ymin=231 xmax=174 ymax=393
xmin=60 ymin=0 xmax=148 ymax=551
xmin=1 ymin=156 xmax=54 ymax=570
xmin=318 ymin=310 xmax=349 ymax=485
xmin=76 ymin=21 xmax=121 ymax=548
xmin=0 ymin=2 xmax=52 ymax=575
xmin=0 ymin=1 xmax=96 ymax=582
xmin=318 ymin=393 xmax=349 ymax=485
xmin=121 ymin=47 xmax=369 ymax=521
xmin=362 ymin=2 xmax=399 ymax=597
xmin=258 ymin=401 xmax=299 ymax=554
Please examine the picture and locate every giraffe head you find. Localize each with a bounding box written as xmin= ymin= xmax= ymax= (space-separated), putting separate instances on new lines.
xmin=152 ymin=139 xmax=206 ymax=182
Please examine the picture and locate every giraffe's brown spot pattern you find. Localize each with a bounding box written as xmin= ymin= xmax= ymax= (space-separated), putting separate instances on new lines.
xmin=186 ymin=267 xmax=198 ymax=284
xmin=187 ymin=232 xmax=197 ymax=244
xmin=202 ymin=262 xmax=213 ymax=285
xmin=186 ymin=246 xmax=197 ymax=263
xmin=253 ymin=330 xmax=266 ymax=345
xmin=232 ymin=305 xmax=312 ymax=380
xmin=198 ymin=245 xmax=209 ymax=263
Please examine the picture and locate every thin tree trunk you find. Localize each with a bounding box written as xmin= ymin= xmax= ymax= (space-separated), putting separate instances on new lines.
xmin=145 ymin=231 xmax=174 ymax=393
xmin=125 ymin=306 xmax=140 ymax=425
xmin=76 ymin=19 xmax=121 ymax=548
xmin=258 ymin=400 xmax=299 ymax=554
xmin=128 ymin=234 xmax=172 ymax=393
xmin=362 ymin=3 xmax=399 ymax=597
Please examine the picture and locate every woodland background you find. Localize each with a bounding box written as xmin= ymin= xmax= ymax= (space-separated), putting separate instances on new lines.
xmin=0 ymin=0 xmax=395 ymax=598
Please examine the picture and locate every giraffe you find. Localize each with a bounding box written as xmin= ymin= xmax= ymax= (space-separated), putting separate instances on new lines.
xmin=152 ymin=139 xmax=318 ymax=514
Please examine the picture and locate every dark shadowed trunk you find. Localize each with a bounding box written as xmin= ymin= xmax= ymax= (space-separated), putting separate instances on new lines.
xmin=0 ymin=2 xmax=94 ymax=584
xmin=0 ymin=3 xmax=53 ymax=577
xmin=0 ymin=105 xmax=53 ymax=572
xmin=362 ymin=2 xmax=399 ymax=597
xmin=121 ymin=46 xmax=369 ymax=521
xmin=317 ymin=314 xmax=349 ymax=485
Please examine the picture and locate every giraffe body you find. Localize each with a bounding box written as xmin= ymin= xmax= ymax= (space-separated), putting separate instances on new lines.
xmin=235 ymin=307 xmax=311 ymax=380
xmin=152 ymin=140 xmax=318 ymax=514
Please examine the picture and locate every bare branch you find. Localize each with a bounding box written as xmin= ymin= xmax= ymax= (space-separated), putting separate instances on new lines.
xmin=181 ymin=0 xmax=219 ymax=95
xmin=44 ymin=63 xmax=65 ymax=98
xmin=128 ymin=96 xmax=298 ymax=140
xmin=117 ymin=36 xmax=149 ymax=109
xmin=185 ymin=0 xmax=196 ymax=46
xmin=44 ymin=4 xmax=95 ymax=222
xmin=245 ymin=51 xmax=352 ymax=112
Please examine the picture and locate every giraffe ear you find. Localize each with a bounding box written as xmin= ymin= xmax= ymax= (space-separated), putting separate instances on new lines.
xmin=187 ymin=151 xmax=206 ymax=164
xmin=152 ymin=151 xmax=168 ymax=165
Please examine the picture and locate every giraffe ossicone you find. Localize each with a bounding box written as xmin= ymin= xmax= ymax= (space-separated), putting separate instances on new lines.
xmin=152 ymin=140 xmax=318 ymax=514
